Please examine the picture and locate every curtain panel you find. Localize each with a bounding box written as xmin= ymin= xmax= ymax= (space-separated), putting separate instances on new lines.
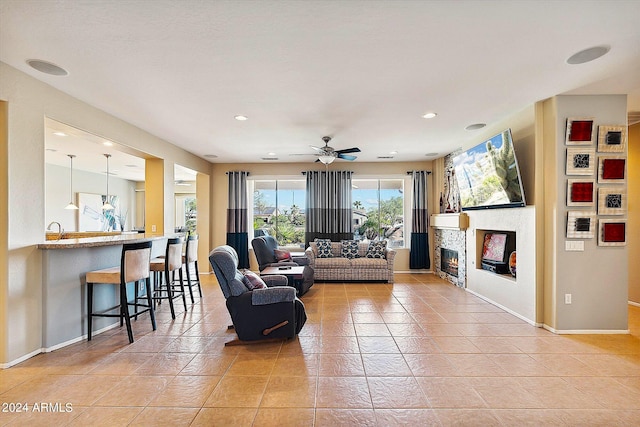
xmin=305 ymin=170 xmax=353 ymax=245
xmin=226 ymin=171 xmax=250 ymax=269
xmin=410 ymin=171 xmax=431 ymax=269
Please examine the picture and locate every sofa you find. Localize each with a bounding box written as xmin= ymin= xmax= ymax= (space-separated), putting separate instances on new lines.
xmin=305 ymin=240 xmax=395 ymax=282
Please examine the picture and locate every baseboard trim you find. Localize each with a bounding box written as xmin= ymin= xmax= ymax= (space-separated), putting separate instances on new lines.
xmin=542 ymin=324 xmax=630 ymax=335
xmin=1 ymin=348 xmax=44 ymax=369
xmin=465 ymin=288 xmax=541 ymax=327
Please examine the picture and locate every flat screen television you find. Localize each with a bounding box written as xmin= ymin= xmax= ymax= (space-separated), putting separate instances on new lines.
xmin=453 ymin=129 xmax=526 ymax=210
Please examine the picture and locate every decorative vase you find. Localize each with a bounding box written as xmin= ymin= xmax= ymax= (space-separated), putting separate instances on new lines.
xmin=509 ymin=251 xmax=517 ymax=277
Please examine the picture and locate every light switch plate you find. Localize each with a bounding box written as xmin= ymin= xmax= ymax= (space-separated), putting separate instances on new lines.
xmin=565 ymin=241 xmax=584 ymax=251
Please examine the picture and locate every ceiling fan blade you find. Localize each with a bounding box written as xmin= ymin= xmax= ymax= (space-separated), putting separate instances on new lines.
xmin=335 ymin=147 xmax=361 ymax=154
xmin=310 ymin=145 xmax=325 ymax=152
xmin=289 ymin=153 xmax=317 ymax=156
xmin=337 ymin=153 xmax=357 ymax=161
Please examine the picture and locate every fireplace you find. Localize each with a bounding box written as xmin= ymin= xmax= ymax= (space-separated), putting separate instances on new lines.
xmin=441 ymin=248 xmax=459 ymax=278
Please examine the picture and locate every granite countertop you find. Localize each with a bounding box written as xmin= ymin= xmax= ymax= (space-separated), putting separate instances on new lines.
xmin=37 ymin=233 xmax=170 ymax=249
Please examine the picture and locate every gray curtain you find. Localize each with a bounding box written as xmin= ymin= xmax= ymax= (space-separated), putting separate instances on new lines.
xmin=226 ymin=171 xmax=250 ymax=269
xmin=410 ymin=171 xmax=431 ymax=269
xmin=305 ymin=170 xmax=353 ymax=245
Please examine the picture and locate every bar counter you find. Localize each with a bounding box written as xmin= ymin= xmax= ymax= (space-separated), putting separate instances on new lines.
xmin=38 ymin=234 xmax=174 ymax=350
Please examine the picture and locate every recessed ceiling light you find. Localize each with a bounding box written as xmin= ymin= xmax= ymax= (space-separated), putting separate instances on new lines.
xmin=204 ymin=154 xmax=218 ymax=159
xmin=425 ymin=152 xmax=439 ymax=157
xmin=46 ymin=148 xmax=57 ymax=152
xmin=422 ymin=112 xmax=437 ymax=119
xmin=26 ymin=59 xmax=68 ymax=76
xmin=465 ymin=123 xmax=486 ymax=131
xmin=234 ymin=115 xmax=248 ymax=121
xmin=125 ymin=164 xmax=138 ymax=168
xmin=566 ymin=45 xmax=610 ymax=65
xmin=267 ymin=152 xmax=276 ymax=156
xmin=103 ymin=141 xmax=113 ymax=146
xmin=389 ymin=151 xmax=398 ymax=155
xmin=53 ymin=132 xmax=67 ymax=137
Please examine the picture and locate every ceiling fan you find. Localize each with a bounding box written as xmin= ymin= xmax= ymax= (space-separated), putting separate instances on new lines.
xmin=309 ymin=136 xmax=361 ymax=164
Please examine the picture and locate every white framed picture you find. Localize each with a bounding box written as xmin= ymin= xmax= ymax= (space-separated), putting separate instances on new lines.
xmin=566 ymin=147 xmax=596 ymax=176
xmin=566 ymin=211 xmax=596 ymax=239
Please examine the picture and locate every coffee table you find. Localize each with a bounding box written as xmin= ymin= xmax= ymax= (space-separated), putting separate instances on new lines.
xmin=260 ymin=266 xmax=306 ymax=292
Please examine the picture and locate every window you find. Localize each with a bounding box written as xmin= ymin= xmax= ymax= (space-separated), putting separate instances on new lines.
xmin=252 ymin=179 xmax=306 ymax=248
xmin=352 ymin=179 xmax=405 ymax=248
xmin=250 ymin=176 xmax=407 ymax=249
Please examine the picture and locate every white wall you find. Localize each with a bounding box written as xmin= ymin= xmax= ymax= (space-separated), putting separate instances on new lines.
xmin=549 ymin=95 xmax=628 ymax=332
xmin=45 ymin=164 xmax=136 ymax=232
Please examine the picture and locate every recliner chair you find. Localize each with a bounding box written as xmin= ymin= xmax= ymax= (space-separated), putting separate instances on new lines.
xmin=251 ymin=235 xmax=314 ymax=296
xmin=209 ymin=245 xmax=307 ymax=344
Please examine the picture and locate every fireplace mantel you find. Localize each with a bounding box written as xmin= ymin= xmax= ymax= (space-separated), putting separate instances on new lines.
xmin=430 ymin=213 xmax=469 ymax=230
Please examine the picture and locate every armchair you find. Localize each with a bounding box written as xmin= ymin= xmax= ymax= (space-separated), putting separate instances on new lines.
xmin=209 ymin=245 xmax=307 ymax=344
xmin=251 ymin=236 xmax=314 ymax=296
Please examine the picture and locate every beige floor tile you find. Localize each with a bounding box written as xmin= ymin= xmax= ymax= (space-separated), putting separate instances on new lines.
xmin=253 ymin=408 xmax=315 ymax=427
xmin=190 ymin=407 xmax=257 ymax=426
xmin=315 ymin=408 xmax=377 ymax=426
xmin=357 ymin=336 xmax=400 ymax=353
xmin=368 ymin=376 xmax=430 ymax=408
xmin=320 ymin=335 xmax=360 ymax=353
xmin=393 ymin=336 xmax=440 ymax=353
xmin=431 ymin=336 xmax=481 ymax=353
xmin=93 ymin=375 xmax=172 ymax=407
xmin=416 ymin=377 xmax=487 ymax=408
xmin=362 ymin=353 xmax=412 ymax=376
xmin=88 ymin=352 xmax=156 ymax=375
xmin=271 ymin=353 xmax=319 ymax=376
xmin=404 ymin=353 xmax=458 ymax=376
xmin=179 ymin=353 xmax=237 ymax=376
xmin=316 ymin=377 xmax=372 ymax=408
xmin=203 ymin=375 xmax=269 ymax=408
xmin=225 ymin=353 xmax=278 ymax=376
xmin=66 ymin=406 xmax=143 ymax=427
xmin=374 ymin=408 xmax=440 ymax=426
xmin=129 ymin=407 xmax=199 ymax=426
xmin=318 ymin=353 xmax=366 ymax=376
xmin=148 ymin=375 xmax=221 ymax=407
xmin=132 ymin=352 xmax=196 ymax=376
xmin=433 ymin=408 xmax=502 ymax=426
xmin=260 ymin=375 xmax=317 ymax=408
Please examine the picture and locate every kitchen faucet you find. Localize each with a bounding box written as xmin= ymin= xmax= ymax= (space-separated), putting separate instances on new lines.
xmin=47 ymin=221 xmax=64 ymax=240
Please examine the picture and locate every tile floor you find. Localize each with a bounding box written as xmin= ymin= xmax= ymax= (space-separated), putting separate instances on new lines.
xmin=1 ymin=273 xmax=639 ymax=426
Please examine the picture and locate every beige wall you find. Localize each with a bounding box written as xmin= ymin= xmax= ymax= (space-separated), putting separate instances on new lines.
xmin=1 ymin=101 xmax=7 ymax=363
xmin=629 ymin=123 xmax=640 ymax=303
xmin=0 ymin=62 xmax=212 ymax=365
xmin=210 ymin=161 xmax=433 ymax=272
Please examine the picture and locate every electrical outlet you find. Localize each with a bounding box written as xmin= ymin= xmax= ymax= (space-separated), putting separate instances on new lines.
xmin=151 ymin=224 xmax=157 ymax=232
xmin=565 ymin=294 xmax=572 ymax=304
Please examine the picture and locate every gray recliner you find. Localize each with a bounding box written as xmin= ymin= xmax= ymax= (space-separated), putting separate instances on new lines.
xmin=209 ymin=245 xmax=307 ymax=344
xmin=251 ymin=236 xmax=314 ymax=296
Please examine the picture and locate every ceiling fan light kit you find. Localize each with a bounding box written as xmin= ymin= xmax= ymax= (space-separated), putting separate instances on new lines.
xmin=310 ymin=136 xmax=361 ymax=164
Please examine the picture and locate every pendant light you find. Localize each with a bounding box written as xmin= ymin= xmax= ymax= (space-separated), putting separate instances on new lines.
xmin=102 ymin=153 xmax=114 ymax=210
xmin=64 ymin=154 xmax=79 ymax=210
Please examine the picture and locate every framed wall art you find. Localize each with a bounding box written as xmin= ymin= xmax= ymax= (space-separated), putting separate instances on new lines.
xmin=78 ymin=192 xmax=121 ymax=232
xmin=566 ymin=211 xmax=596 ymax=239
xmin=566 ymin=147 xmax=596 ymax=176
xmin=597 ymin=125 xmax=627 ymax=153
xmin=567 ymin=179 xmax=595 ymax=207
xmin=597 ymin=186 xmax=626 ymax=215
xmin=598 ymin=219 xmax=626 ymax=247
xmin=565 ymin=117 xmax=595 ymax=145
xmin=597 ymin=156 xmax=626 ymax=183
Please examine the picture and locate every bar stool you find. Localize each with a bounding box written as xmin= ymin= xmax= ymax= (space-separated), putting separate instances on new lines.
xmin=149 ymin=236 xmax=187 ymax=319
xmin=86 ymin=240 xmax=156 ymax=343
xmin=183 ymin=234 xmax=203 ymax=303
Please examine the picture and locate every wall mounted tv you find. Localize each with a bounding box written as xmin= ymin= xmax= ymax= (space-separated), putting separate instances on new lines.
xmin=453 ymin=129 xmax=526 ymax=210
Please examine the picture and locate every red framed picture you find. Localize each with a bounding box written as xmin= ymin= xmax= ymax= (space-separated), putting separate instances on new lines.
xmin=566 ymin=118 xmax=595 ymax=145
xmin=598 ymin=219 xmax=626 ymax=246
xmin=598 ymin=156 xmax=626 ymax=183
xmin=567 ymin=179 xmax=595 ymax=207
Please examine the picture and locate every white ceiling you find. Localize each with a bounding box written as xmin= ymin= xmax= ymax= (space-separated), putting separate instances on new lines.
xmin=2 ymin=1 xmax=640 ymax=165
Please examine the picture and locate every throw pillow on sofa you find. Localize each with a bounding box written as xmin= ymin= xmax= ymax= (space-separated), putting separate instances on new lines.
xmin=341 ymin=240 xmax=360 ymax=259
xmin=274 ymin=249 xmax=292 ymax=261
xmin=315 ymin=239 xmax=333 ymax=258
xmin=242 ymin=271 xmax=267 ymax=290
xmin=366 ymin=240 xmax=387 ymax=259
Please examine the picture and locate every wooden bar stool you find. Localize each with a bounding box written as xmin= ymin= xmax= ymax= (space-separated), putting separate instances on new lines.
xmin=183 ymin=234 xmax=203 ymax=303
xmin=149 ymin=236 xmax=187 ymax=319
xmin=86 ymin=240 xmax=156 ymax=343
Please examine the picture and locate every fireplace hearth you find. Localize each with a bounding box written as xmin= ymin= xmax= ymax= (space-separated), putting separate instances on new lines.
xmin=441 ymin=248 xmax=459 ymax=278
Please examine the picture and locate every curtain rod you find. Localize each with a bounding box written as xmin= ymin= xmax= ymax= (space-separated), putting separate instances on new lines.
xmin=301 ymin=171 xmax=354 ymax=175
xmin=406 ymin=171 xmax=432 ymax=175
xmin=225 ymin=171 xmax=250 ymax=175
